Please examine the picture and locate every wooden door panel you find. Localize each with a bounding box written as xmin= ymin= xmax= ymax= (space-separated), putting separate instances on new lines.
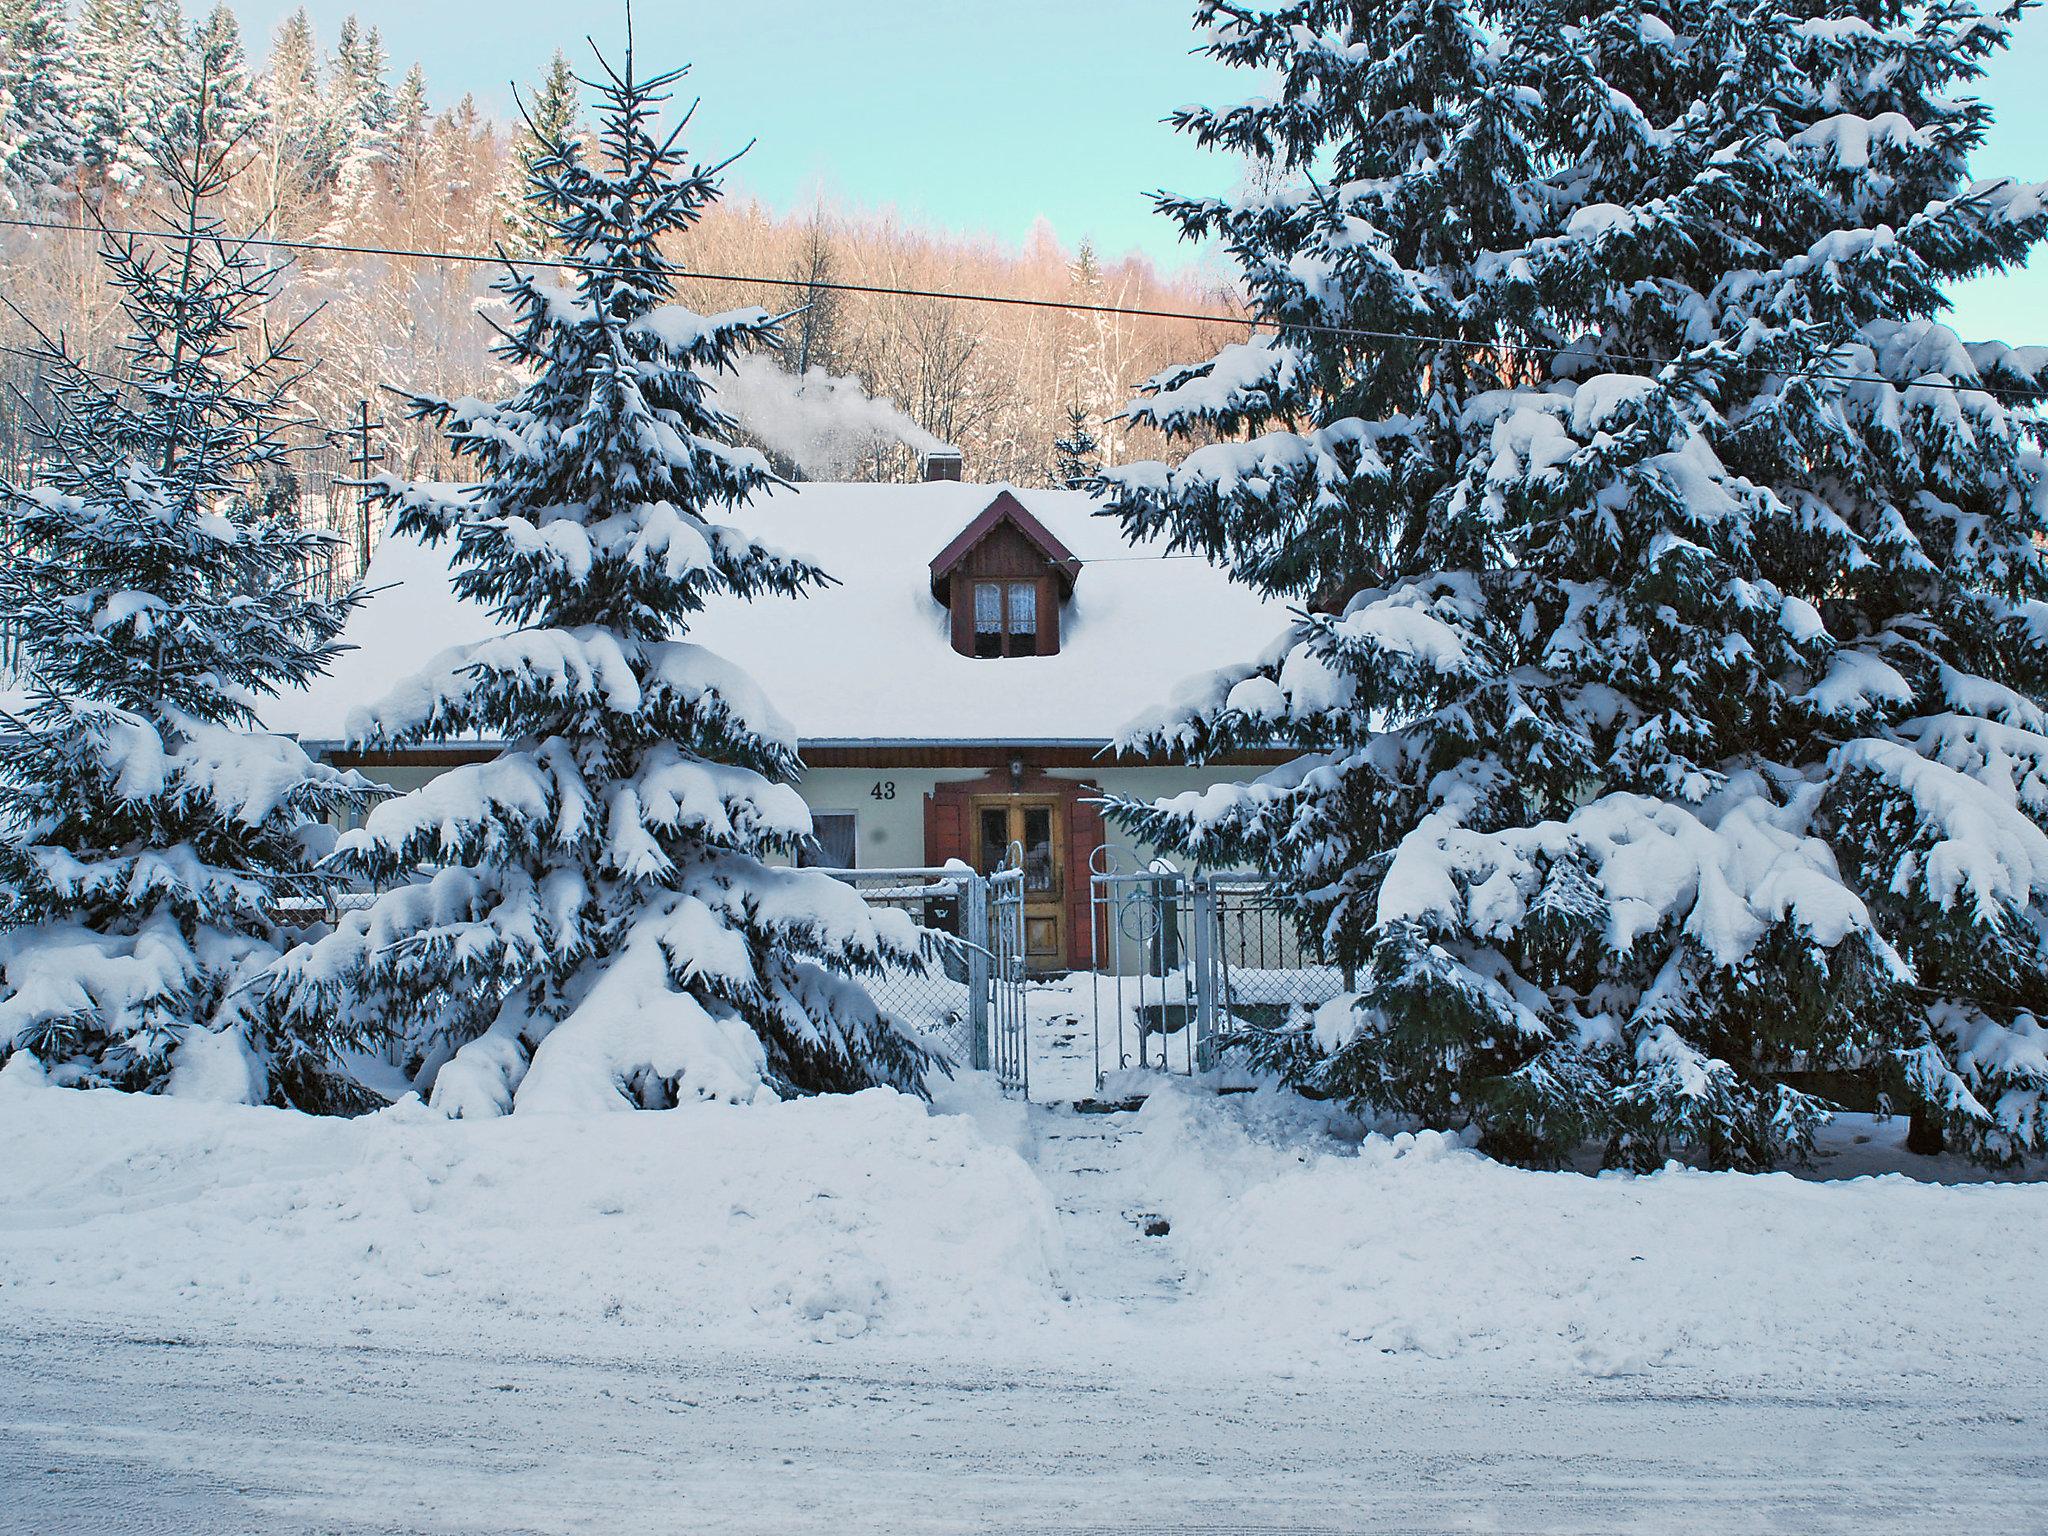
xmin=970 ymin=796 xmax=1068 ymax=971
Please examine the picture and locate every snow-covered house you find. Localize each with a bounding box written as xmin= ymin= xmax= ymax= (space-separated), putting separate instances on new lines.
xmin=265 ymin=474 xmax=1292 ymax=971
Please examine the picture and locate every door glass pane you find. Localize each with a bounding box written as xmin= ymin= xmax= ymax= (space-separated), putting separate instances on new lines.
xmin=979 ymin=807 xmax=1010 ymax=873
xmin=1022 ymin=805 xmax=1055 ymax=892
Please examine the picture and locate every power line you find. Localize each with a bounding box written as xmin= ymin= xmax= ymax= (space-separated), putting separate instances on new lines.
xmin=1 ymin=213 xmax=2042 ymax=405
xmin=0 ymin=339 xmax=136 ymax=391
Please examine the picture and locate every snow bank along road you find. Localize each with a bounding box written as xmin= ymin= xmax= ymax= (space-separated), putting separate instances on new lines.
xmin=3 ymin=1066 xmax=2046 ymax=1533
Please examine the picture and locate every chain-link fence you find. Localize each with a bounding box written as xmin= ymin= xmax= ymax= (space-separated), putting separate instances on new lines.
xmin=270 ymin=866 xmax=1015 ymax=1082
xmin=801 ymin=865 xmax=1002 ymax=1070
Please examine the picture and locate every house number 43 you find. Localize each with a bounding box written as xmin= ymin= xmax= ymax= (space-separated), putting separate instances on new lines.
xmin=869 ymin=782 xmax=897 ymax=801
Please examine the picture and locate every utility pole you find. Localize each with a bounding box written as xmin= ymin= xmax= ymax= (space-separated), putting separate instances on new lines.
xmin=347 ymin=399 xmax=386 ymax=579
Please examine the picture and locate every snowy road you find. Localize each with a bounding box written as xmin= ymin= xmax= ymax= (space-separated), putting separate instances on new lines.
xmin=4 ymin=1326 xmax=2044 ymax=1535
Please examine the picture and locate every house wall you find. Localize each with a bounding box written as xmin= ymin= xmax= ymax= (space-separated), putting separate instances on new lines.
xmin=338 ymin=758 xmax=1268 ymax=869
xmin=793 ymin=762 xmax=1258 ymax=873
xmin=332 ymin=753 xmax=1282 ymax=973
xmin=796 ymin=767 xmax=986 ymax=868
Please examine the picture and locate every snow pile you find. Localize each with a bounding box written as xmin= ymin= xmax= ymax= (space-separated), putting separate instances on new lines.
xmin=1126 ymin=1084 xmax=2048 ymax=1380
xmin=0 ymin=1075 xmax=1063 ymax=1348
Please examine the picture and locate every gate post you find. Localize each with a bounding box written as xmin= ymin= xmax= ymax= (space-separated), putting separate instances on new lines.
xmin=1189 ymin=874 xmax=1218 ymax=1072
xmin=963 ymin=868 xmax=992 ymax=1072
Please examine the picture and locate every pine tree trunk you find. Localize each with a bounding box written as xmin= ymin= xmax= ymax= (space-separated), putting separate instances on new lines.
xmin=1905 ymin=1107 xmax=1946 ymax=1157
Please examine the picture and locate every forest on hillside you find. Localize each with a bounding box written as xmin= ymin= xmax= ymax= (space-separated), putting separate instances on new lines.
xmin=0 ymin=2 xmax=1240 ymax=518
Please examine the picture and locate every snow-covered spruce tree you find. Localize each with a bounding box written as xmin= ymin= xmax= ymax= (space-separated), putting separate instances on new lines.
xmin=0 ymin=76 xmax=374 ymax=1104
xmin=175 ymin=5 xmax=264 ymax=162
xmin=1054 ymin=406 xmax=1102 ymax=489
xmin=1100 ymin=0 xmax=2048 ymax=1168
xmin=73 ymin=0 xmax=186 ymax=196
xmin=496 ymin=49 xmax=581 ymax=258
xmin=268 ymin=44 xmax=932 ymax=1115
xmin=0 ymin=0 xmax=83 ymax=211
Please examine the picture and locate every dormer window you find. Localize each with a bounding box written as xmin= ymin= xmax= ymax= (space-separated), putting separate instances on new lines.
xmin=930 ymin=490 xmax=1081 ymax=660
xmin=975 ymin=580 xmax=1039 ymax=658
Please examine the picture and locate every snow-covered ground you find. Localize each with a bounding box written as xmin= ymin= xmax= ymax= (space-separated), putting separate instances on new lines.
xmin=4 ymin=1050 xmax=2046 ymax=1532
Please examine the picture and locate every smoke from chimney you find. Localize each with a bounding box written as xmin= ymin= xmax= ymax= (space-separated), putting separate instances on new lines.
xmin=710 ymin=356 xmax=949 ymax=480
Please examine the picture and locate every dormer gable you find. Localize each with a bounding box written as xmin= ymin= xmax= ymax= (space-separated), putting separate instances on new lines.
xmin=928 ymin=491 xmax=1081 ymax=659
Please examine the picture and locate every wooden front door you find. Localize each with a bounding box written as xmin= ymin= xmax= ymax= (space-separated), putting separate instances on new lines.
xmin=973 ymin=796 xmax=1064 ymax=970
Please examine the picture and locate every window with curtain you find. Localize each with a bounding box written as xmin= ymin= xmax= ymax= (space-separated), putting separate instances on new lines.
xmin=1002 ymin=581 xmax=1038 ymax=656
xmin=796 ymin=812 xmax=857 ymax=869
xmin=1006 ymin=581 xmax=1036 ymax=641
xmin=973 ymin=582 xmax=1004 ymax=657
xmin=960 ymin=576 xmax=1049 ymax=658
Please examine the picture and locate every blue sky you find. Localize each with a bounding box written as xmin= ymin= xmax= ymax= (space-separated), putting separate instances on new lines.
xmin=236 ymin=0 xmax=2043 ymax=343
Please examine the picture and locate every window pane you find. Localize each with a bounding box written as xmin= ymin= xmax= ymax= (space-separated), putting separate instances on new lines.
xmin=1022 ymin=805 xmax=1055 ymax=892
xmin=979 ymin=807 xmax=1010 ymax=873
xmin=1006 ymin=581 xmax=1037 ymax=634
xmin=798 ymin=812 xmax=857 ymax=869
xmin=974 ymin=582 xmax=1002 ymax=633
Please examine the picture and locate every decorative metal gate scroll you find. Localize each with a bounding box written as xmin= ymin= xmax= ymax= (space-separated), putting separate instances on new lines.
xmin=1087 ymin=845 xmax=1348 ymax=1092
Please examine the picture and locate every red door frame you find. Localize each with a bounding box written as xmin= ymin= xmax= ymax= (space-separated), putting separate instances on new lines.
xmin=925 ymin=769 xmax=1105 ymax=970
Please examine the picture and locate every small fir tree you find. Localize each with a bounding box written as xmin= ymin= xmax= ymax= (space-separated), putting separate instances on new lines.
xmin=269 ymin=41 xmax=931 ymax=1115
xmin=1053 ymin=405 xmax=1100 ymax=488
xmin=0 ymin=74 xmax=373 ymax=1102
xmin=1102 ymin=0 xmax=2048 ymax=1168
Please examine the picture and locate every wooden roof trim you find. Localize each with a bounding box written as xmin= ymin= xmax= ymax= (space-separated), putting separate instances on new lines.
xmin=928 ymin=489 xmax=1083 ymax=601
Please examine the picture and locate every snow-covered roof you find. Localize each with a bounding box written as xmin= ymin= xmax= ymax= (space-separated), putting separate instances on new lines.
xmin=261 ymin=481 xmax=1292 ymax=748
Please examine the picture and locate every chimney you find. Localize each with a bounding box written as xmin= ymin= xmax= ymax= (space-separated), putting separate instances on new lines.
xmin=922 ymin=448 xmax=963 ymax=482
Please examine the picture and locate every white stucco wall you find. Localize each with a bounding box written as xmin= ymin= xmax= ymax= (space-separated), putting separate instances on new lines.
xmin=791 ymin=762 xmax=1269 ymax=872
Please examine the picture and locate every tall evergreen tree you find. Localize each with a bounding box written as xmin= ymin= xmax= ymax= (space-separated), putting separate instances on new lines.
xmin=0 ymin=75 xmax=373 ymax=1102
xmin=388 ymin=62 xmax=429 ymax=193
xmin=495 ymin=49 xmax=579 ymax=256
xmin=269 ymin=42 xmax=931 ymax=1115
xmin=174 ymin=5 xmax=262 ymax=159
xmin=1101 ymin=0 xmax=2048 ymax=1168
xmin=0 ymin=0 xmax=83 ymax=210
xmin=259 ymin=8 xmax=330 ymax=203
xmin=322 ymin=16 xmax=392 ymax=233
xmin=73 ymin=0 xmax=184 ymax=194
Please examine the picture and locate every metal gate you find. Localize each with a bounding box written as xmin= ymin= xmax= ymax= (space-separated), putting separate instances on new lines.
xmin=1088 ymin=844 xmax=1348 ymax=1091
xmin=983 ymin=864 xmax=1030 ymax=1096
xmin=819 ymin=858 xmax=1030 ymax=1096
